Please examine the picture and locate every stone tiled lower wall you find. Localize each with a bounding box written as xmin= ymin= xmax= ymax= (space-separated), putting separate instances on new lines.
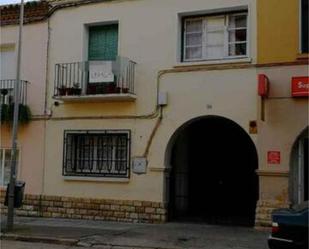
xmin=2 ymin=188 xmax=281 ymax=227
xmin=255 ymin=199 xmax=289 ymax=227
xmin=0 ymin=189 xmax=167 ymax=223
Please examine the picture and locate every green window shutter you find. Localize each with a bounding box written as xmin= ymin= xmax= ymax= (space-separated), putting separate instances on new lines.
xmin=88 ymin=24 xmax=118 ymax=61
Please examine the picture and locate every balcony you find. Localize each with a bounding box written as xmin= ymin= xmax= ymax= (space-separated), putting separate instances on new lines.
xmin=0 ymin=79 xmax=29 ymax=105
xmin=53 ymin=57 xmax=137 ymax=102
xmin=0 ymin=79 xmax=31 ymax=124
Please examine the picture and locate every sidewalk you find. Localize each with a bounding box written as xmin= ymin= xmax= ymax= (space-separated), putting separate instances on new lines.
xmin=0 ymin=216 xmax=269 ymax=249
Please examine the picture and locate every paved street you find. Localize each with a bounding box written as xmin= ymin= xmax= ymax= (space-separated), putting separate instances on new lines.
xmin=2 ymin=241 xmax=77 ymax=249
xmin=1 ymin=239 xmax=270 ymax=249
xmin=2 ymin=240 xmax=153 ymax=249
xmin=0 ymin=216 xmax=269 ymax=249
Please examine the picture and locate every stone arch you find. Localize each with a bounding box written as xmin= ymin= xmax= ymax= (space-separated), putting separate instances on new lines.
xmin=164 ymin=115 xmax=259 ymax=226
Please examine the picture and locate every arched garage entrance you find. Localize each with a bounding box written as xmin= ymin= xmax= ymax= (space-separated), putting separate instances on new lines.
xmin=166 ymin=116 xmax=258 ymax=226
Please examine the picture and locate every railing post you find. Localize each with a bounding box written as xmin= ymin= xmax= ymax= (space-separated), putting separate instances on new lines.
xmin=81 ymin=61 xmax=87 ymax=95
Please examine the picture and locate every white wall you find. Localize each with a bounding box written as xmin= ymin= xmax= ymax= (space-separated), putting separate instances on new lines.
xmin=44 ymin=0 xmax=258 ymax=201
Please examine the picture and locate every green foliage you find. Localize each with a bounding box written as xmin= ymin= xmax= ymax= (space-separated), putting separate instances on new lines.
xmin=0 ymin=104 xmax=9 ymax=123
xmin=0 ymin=103 xmax=32 ymax=124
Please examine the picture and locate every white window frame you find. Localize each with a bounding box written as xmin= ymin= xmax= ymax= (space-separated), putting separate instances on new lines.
xmin=0 ymin=147 xmax=19 ymax=187
xmin=183 ymin=12 xmax=248 ymax=62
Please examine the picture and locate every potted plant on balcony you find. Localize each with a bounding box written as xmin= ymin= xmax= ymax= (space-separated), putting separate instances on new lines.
xmin=106 ymin=83 xmax=117 ymax=94
xmin=18 ymin=104 xmax=32 ymax=124
xmin=0 ymin=104 xmax=9 ymax=124
xmin=87 ymin=83 xmax=97 ymax=95
xmin=67 ymin=83 xmax=82 ymax=96
xmin=0 ymin=89 xmax=8 ymax=97
xmin=2 ymin=103 xmax=32 ymax=124
xmin=58 ymin=85 xmax=68 ymax=96
xmin=122 ymin=87 xmax=129 ymax=93
xmin=72 ymin=83 xmax=82 ymax=95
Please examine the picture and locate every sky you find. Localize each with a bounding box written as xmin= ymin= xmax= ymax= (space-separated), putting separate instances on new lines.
xmin=0 ymin=0 xmax=39 ymax=5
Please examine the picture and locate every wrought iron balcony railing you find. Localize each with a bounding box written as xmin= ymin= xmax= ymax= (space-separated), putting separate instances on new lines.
xmin=53 ymin=57 xmax=136 ymax=101
xmin=0 ymin=79 xmax=29 ymax=105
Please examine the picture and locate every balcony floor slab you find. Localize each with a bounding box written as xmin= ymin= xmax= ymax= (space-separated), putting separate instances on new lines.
xmin=53 ymin=93 xmax=136 ymax=102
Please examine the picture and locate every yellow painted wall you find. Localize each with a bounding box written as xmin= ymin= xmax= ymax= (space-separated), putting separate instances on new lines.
xmin=257 ymin=0 xmax=299 ymax=64
xmin=0 ymin=121 xmax=46 ymax=195
xmin=256 ymin=64 xmax=308 ymax=206
xmin=0 ymin=22 xmax=48 ymax=194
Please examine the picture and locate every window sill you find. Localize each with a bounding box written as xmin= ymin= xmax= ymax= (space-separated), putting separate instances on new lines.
xmin=297 ymin=53 xmax=309 ymax=60
xmin=63 ymin=176 xmax=130 ymax=183
xmin=174 ymin=57 xmax=252 ymax=68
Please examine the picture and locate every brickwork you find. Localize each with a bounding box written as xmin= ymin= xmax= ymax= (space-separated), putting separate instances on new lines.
xmin=0 ymin=189 xmax=167 ymax=223
xmin=255 ymin=199 xmax=289 ymax=227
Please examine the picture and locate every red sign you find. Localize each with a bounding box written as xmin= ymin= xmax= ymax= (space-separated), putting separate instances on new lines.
xmin=268 ymin=151 xmax=281 ymax=164
xmin=291 ymin=76 xmax=309 ymax=97
xmin=258 ymin=74 xmax=269 ymax=97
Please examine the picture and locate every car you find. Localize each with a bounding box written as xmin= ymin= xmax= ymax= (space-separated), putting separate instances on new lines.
xmin=268 ymin=201 xmax=308 ymax=249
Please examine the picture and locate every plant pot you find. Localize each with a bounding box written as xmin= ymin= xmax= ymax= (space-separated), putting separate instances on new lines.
xmin=0 ymin=89 xmax=8 ymax=96
xmin=58 ymin=88 xmax=67 ymax=96
xmin=87 ymin=85 xmax=97 ymax=95
xmin=106 ymin=84 xmax=117 ymax=94
xmin=73 ymin=88 xmax=82 ymax=95
xmin=115 ymin=87 xmax=121 ymax=93
xmin=67 ymin=88 xmax=75 ymax=95
xmin=122 ymin=88 xmax=129 ymax=93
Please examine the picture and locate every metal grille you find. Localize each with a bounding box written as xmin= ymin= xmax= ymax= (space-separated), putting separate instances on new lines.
xmin=63 ymin=130 xmax=130 ymax=178
xmin=0 ymin=79 xmax=29 ymax=105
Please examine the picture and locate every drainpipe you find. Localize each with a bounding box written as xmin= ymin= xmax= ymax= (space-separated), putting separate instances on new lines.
xmin=41 ymin=16 xmax=52 ymax=200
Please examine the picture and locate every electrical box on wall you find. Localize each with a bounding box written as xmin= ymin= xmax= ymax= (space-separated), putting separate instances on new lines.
xmin=132 ymin=157 xmax=147 ymax=174
xmin=158 ymin=92 xmax=168 ymax=106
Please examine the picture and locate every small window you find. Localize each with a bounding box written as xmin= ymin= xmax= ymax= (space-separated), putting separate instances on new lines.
xmin=88 ymin=24 xmax=119 ymax=61
xmin=183 ymin=12 xmax=248 ymax=61
xmin=63 ymin=130 xmax=130 ymax=178
xmin=301 ymin=0 xmax=308 ymax=53
xmin=0 ymin=148 xmax=19 ymax=186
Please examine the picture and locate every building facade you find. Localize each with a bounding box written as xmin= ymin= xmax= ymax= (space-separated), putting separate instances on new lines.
xmin=255 ymin=0 xmax=308 ymax=226
xmin=0 ymin=1 xmax=49 ymax=196
xmin=0 ymin=0 xmax=307 ymax=227
xmin=43 ymin=0 xmax=259 ymax=225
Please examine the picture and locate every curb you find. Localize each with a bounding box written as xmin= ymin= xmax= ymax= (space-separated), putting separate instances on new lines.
xmin=0 ymin=233 xmax=78 ymax=246
xmin=0 ymin=234 xmax=178 ymax=249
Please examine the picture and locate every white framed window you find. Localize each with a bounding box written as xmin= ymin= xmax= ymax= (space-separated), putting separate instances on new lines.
xmin=0 ymin=148 xmax=19 ymax=186
xmin=183 ymin=12 xmax=248 ymax=62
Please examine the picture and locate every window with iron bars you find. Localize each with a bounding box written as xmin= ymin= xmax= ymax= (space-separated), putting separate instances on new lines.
xmin=63 ymin=130 xmax=130 ymax=178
